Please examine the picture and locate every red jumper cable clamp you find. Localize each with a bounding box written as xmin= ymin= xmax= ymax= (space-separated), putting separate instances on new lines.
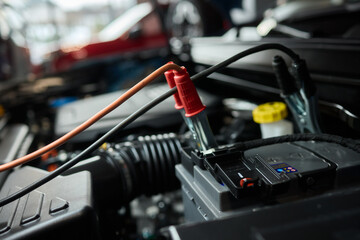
xmin=173 ymin=67 xmax=217 ymax=152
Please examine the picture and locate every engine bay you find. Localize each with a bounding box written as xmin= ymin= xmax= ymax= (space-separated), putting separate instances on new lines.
xmin=0 ymin=42 xmax=359 ymax=240
xmin=0 ymin=1 xmax=360 ymax=239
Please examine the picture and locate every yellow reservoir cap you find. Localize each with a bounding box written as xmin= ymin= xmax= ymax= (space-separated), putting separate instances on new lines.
xmin=252 ymin=102 xmax=288 ymax=124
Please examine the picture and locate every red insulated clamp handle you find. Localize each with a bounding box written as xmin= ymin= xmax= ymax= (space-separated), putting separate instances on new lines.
xmin=174 ymin=67 xmax=206 ymax=117
xmin=164 ymin=69 xmax=183 ymax=110
xmin=165 ymin=62 xmax=183 ymax=110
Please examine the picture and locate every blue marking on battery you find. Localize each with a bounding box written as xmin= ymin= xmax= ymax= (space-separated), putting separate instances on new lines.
xmin=271 ymin=163 xmax=298 ymax=174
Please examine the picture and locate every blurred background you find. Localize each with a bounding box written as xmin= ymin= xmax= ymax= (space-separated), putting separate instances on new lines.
xmin=1 ymin=0 xmax=359 ymax=136
xmin=1 ymin=0 xmax=359 ymax=126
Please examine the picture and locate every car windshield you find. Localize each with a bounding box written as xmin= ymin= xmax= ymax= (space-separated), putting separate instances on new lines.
xmin=98 ymin=2 xmax=152 ymax=42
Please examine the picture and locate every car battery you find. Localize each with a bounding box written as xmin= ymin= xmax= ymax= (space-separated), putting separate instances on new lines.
xmin=177 ymin=140 xmax=360 ymax=222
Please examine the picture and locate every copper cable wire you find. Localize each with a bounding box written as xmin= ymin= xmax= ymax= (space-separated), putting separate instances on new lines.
xmin=0 ymin=63 xmax=182 ymax=172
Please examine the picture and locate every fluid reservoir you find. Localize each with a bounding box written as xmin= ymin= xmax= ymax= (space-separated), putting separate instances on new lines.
xmin=252 ymin=102 xmax=293 ymax=138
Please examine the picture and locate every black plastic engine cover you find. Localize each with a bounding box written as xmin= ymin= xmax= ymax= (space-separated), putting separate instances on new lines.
xmin=0 ymin=167 xmax=99 ymax=240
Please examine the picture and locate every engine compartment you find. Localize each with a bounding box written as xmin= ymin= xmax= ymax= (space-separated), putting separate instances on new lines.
xmin=0 ymin=41 xmax=359 ymax=240
xmin=0 ymin=1 xmax=360 ymax=236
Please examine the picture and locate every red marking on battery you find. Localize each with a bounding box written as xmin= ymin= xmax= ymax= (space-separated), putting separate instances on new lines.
xmin=240 ymin=178 xmax=254 ymax=188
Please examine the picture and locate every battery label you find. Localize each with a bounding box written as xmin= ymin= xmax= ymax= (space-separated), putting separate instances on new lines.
xmin=271 ymin=163 xmax=298 ymax=174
